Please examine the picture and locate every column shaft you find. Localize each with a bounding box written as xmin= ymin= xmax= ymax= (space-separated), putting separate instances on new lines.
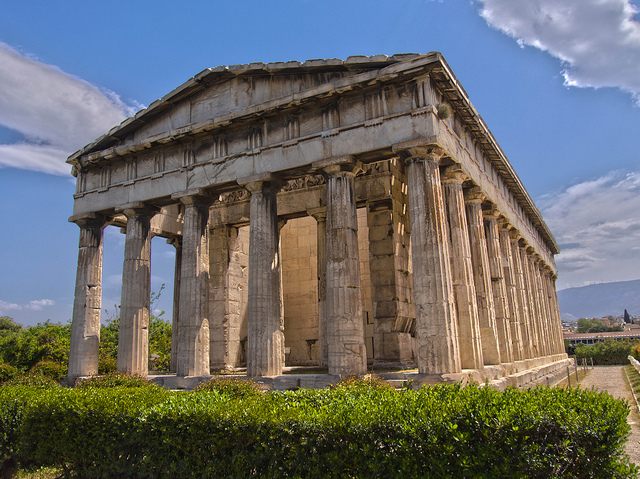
xmin=498 ymin=225 xmax=524 ymax=361
xmin=442 ymin=171 xmax=483 ymax=370
xmin=324 ymin=164 xmax=367 ymax=376
xmin=510 ymin=235 xmax=533 ymax=359
xmin=169 ymin=238 xmax=182 ymax=372
xmin=484 ymin=213 xmax=513 ymax=363
xmin=310 ymin=210 xmax=328 ymax=368
xmin=117 ymin=208 xmax=155 ymax=375
xmin=465 ymin=191 xmax=501 ymax=365
xmin=246 ymin=179 xmax=284 ymax=377
xmin=176 ymin=197 xmax=212 ymax=376
xmin=68 ymin=217 xmax=106 ymax=378
xmin=404 ymin=149 xmax=460 ymax=374
xmin=521 ymin=248 xmax=541 ymax=358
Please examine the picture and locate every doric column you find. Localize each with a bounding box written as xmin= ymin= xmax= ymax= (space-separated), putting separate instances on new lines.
xmin=483 ymin=209 xmax=513 ymax=363
xmin=498 ymin=221 xmax=524 ymax=361
xmin=317 ymin=157 xmax=367 ymax=376
xmin=172 ymin=190 xmax=214 ymax=376
xmin=441 ymin=166 xmax=483 ymax=370
xmin=401 ymin=147 xmax=460 ymax=375
xmin=520 ymin=246 xmax=541 ymax=358
xmin=533 ymin=257 xmax=551 ymax=356
xmin=117 ymin=204 xmax=157 ymax=375
xmin=68 ymin=215 xmax=108 ymax=379
xmin=241 ymin=175 xmax=285 ymax=377
xmin=309 ymin=208 xmax=328 ymax=368
xmin=167 ymin=237 xmax=182 ymax=372
xmin=366 ymin=197 xmax=414 ymax=367
xmin=464 ymin=187 xmax=501 ymax=365
xmin=547 ymin=272 xmax=564 ymax=354
xmin=510 ymin=232 xmax=533 ymax=359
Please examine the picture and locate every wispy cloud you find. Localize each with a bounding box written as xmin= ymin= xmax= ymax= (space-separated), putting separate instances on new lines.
xmin=478 ymin=0 xmax=640 ymax=103
xmin=539 ymin=170 xmax=640 ymax=288
xmin=0 ymin=298 xmax=55 ymax=314
xmin=0 ymin=42 xmax=140 ymax=175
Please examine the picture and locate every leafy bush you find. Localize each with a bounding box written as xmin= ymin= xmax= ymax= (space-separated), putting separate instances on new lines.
xmin=193 ymin=376 xmax=263 ymax=398
xmin=3 ymin=373 xmax=60 ymax=389
xmin=75 ymin=371 xmax=161 ymax=390
xmin=29 ymin=360 xmax=67 ymax=381
xmin=0 ymin=363 xmax=18 ymax=385
xmin=575 ymin=338 xmax=637 ymax=365
xmin=98 ymin=357 xmax=117 ymax=375
xmin=5 ymin=382 xmax=635 ymax=478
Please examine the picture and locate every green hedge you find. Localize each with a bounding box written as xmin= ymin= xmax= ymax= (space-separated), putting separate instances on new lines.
xmin=1 ymin=381 xmax=636 ymax=478
xmin=575 ymin=338 xmax=637 ymax=365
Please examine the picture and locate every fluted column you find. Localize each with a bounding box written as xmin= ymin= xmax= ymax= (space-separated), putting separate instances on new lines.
xmin=68 ymin=215 xmax=108 ymax=379
xmin=533 ymin=258 xmax=551 ymax=356
xmin=442 ymin=167 xmax=483 ymax=370
xmin=465 ymin=188 xmax=500 ymax=365
xmin=117 ymin=205 xmax=157 ymax=375
xmin=483 ymin=209 xmax=513 ymax=363
xmin=521 ymin=246 xmax=541 ymax=358
xmin=168 ymin=237 xmax=182 ymax=372
xmin=402 ymin=147 xmax=460 ymax=374
xmin=242 ymin=175 xmax=284 ymax=377
xmin=498 ymin=222 xmax=524 ymax=361
xmin=309 ymin=208 xmax=328 ymax=368
xmin=547 ymin=272 xmax=564 ymax=354
xmin=319 ymin=158 xmax=367 ymax=376
xmin=510 ymin=232 xmax=533 ymax=359
xmin=173 ymin=191 xmax=213 ymax=376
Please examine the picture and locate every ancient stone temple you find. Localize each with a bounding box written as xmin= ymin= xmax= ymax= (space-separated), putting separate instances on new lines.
xmin=66 ymin=53 xmax=569 ymax=386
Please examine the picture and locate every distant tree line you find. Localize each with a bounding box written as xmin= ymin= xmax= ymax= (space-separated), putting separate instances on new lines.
xmin=576 ymin=317 xmax=624 ymax=334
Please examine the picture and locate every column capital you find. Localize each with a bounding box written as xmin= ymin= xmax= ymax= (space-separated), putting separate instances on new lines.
xmin=171 ymin=188 xmax=217 ymax=207
xmin=497 ymin=217 xmax=513 ymax=231
xmin=116 ymin=202 xmax=159 ymax=219
xmin=166 ymin=236 xmax=182 ymax=248
xmin=396 ymin=145 xmax=444 ymax=165
xmin=307 ymin=207 xmax=327 ymax=221
xmin=69 ymin=212 xmax=109 ymax=229
xmin=313 ymin=155 xmax=362 ymax=176
xmin=238 ymin=173 xmax=285 ymax=194
xmin=463 ymin=186 xmax=485 ymax=204
xmin=441 ymin=164 xmax=469 ymax=184
xmin=482 ymin=205 xmax=500 ymax=220
xmin=508 ymin=228 xmax=522 ymax=241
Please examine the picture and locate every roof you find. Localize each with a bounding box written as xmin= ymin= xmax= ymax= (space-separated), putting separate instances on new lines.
xmin=66 ymin=52 xmax=559 ymax=254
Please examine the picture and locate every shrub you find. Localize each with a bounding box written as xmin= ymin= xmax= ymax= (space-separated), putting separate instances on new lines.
xmin=193 ymin=376 xmax=263 ymax=398
xmin=75 ymin=371 xmax=161 ymax=390
xmin=5 ymin=382 xmax=637 ymax=478
xmin=98 ymin=357 xmax=117 ymax=375
xmin=575 ymin=338 xmax=637 ymax=365
xmin=29 ymin=360 xmax=67 ymax=381
xmin=0 ymin=363 xmax=18 ymax=385
xmin=3 ymin=373 xmax=60 ymax=389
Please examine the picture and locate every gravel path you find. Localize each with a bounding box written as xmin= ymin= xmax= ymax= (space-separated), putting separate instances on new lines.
xmin=579 ymin=365 xmax=640 ymax=467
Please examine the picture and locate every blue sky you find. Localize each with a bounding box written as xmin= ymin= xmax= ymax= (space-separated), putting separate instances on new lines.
xmin=1 ymin=0 xmax=639 ymax=325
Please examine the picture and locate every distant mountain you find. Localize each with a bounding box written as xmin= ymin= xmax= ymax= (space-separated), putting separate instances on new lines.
xmin=557 ymin=279 xmax=640 ymax=320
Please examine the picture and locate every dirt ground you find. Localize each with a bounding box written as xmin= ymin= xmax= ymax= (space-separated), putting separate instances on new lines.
xmin=579 ymin=365 xmax=640 ymax=467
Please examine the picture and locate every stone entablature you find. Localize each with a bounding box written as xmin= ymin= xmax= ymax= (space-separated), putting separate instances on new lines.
xmin=68 ymin=53 xmax=557 ymax=269
xmin=66 ymin=53 xmax=565 ymax=382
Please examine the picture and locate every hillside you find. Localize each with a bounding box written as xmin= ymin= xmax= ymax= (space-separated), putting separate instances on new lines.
xmin=557 ymin=279 xmax=640 ymax=321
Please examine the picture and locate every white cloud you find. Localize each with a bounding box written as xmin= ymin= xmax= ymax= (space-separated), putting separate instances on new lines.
xmin=539 ymin=170 xmax=640 ymax=288
xmin=0 ymin=298 xmax=55 ymax=314
xmin=478 ymin=0 xmax=640 ymax=103
xmin=0 ymin=42 xmax=139 ymax=175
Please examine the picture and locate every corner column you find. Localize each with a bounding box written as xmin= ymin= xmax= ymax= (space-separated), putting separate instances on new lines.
xmin=464 ymin=188 xmax=501 ymax=365
xmin=242 ymin=175 xmax=285 ymax=377
xmin=317 ymin=157 xmax=367 ymax=376
xmin=441 ymin=166 xmax=483 ymax=370
xmin=401 ymin=147 xmax=461 ymax=375
xmin=68 ymin=215 xmax=108 ymax=379
xmin=117 ymin=205 xmax=157 ymax=375
xmin=172 ymin=190 xmax=214 ymax=376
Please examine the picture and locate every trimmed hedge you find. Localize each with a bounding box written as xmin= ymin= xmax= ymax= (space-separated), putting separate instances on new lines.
xmin=1 ymin=381 xmax=637 ymax=478
xmin=575 ymin=338 xmax=637 ymax=365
